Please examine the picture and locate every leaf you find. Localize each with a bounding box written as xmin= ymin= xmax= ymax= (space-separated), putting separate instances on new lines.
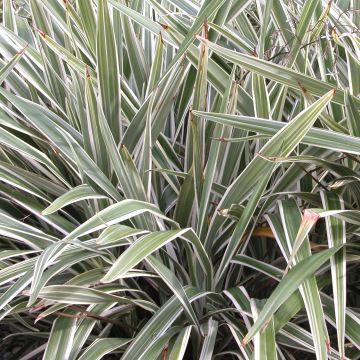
xmin=242 ymin=245 xmax=343 ymax=346
xmin=193 ymin=110 xmax=360 ymax=155
xmin=284 ymin=209 xmax=321 ymax=272
xmin=251 ymin=299 xmax=277 ymax=360
xmin=214 ymin=90 xmax=335 ymax=280
xmin=68 ymin=303 xmax=116 ymax=359
xmin=97 ymin=225 xmax=148 ymax=245
xmin=0 ymin=270 xmax=33 ymax=311
xmin=196 ymin=38 xmax=345 ymax=105
xmin=121 ymin=287 xmax=208 ymax=360
xmin=143 ymin=255 xmax=201 ymax=328
xmin=37 ymin=285 xmax=133 ymax=304
xmin=77 ymin=0 xmax=97 ymax=52
xmin=42 ymin=185 xmax=108 ymax=215
xmin=27 ymin=242 xmax=68 ymax=307
xmin=101 ymin=228 xmax=212 ymax=286
xmin=0 ymin=126 xmax=66 ymax=185
xmin=345 ymin=89 xmax=360 ymax=137
xmin=320 ymin=191 xmax=346 ymax=358
xmin=97 ymin=0 xmax=120 ymax=142
xmin=199 ymin=319 xmax=218 ymax=360
xmin=276 ymin=200 xmax=329 ymax=359
xmin=64 ymin=199 xmax=178 ymax=240
xmin=197 ymin=66 xmax=236 ymax=239
xmin=0 ymin=88 xmax=121 ymax=200
xmin=0 ymin=47 xmax=26 ymax=84
xmin=43 ymin=312 xmax=77 ymax=360
xmin=121 ymin=12 xmax=149 ymax=95
xmin=77 ymin=338 xmax=131 ymax=360
xmin=100 ymin=228 xmax=211 ymax=327
xmin=168 ymin=326 xmax=192 ymax=360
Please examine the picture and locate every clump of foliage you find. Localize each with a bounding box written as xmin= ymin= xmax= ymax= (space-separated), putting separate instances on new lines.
xmin=0 ymin=0 xmax=360 ymax=359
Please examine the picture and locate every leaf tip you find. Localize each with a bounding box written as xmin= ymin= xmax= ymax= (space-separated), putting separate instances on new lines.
xmin=157 ymin=21 xmax=169 ymax=31
xmin=17 ymin=44 xmax=29 ymax=56
xmin=99 ymin=276 xmax=110 ymax=284
xmin=33 ymin=26 xmax=46 ymax=38
xmin=35 ymin=316 xmax=43 ymax=322
xmin=297 ymin=82 xmax=307 ymax=94
xmin=85 ymin=65 xmax=91 ymax=79
xmin=303 ymin=209 xmax=320 ymax=223
xmin=196 ymin=35 xmax=208 ymax=44
xmin=41 ymin=208 xmax=50 ymax=216
xmin=203 ymin=17 xmax=209 ymax=40
xmin=326 ymin=339 xmax=331 ymax=353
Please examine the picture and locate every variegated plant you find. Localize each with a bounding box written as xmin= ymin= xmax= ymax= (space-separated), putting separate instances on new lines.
xmin=0 ymin=0 xmax=360 ymax=359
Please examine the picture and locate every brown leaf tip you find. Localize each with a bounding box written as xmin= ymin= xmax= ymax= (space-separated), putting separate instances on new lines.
xmin=157 ymin=22 xmax=169 ymax=30
xmin=33 ymin=26 xmax=46 ymax=38
xmin=17 ymin=44 xmax=28 ymax=56
xmin=203 ymin=17 xmax=209 ymax=40
xmin=303 ymin=209 xmax=320 ymax=223
xmin=85 ymin=65 xmax=90 ymax=79
xmin=298 ymin=82 xmax=307 ymax=94
xmin=326 ymin=339 xmax=331 ymax=353
xmin=196 ymin=35 xmax=208 ymax=44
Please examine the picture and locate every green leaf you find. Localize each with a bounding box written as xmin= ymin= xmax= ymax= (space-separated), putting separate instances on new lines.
xmin=37 ymin=285 xmax=133 ymax=304
xmin=121 ymin=287 xmax=208 ymax=360
xmin=345 ymin=89 xmax=360 ymax=137
xmin=97 ymin=225 xmax=148 ymax=245
xmin=77 ymin=0 xmax=97 ymax=52
xmin=97 ymin=0 xmax=120 ymax=142
xmin=197 ymin=38 xmax=345 ymax=105
xmin=199 ymin=319 xmax=218 ymax=360
xmin=251 ymin=299 xmax=277 ymax=360
xmin=320 ymin=191 xmax=346 ymax=358
xmin=242 ymin=245 xmax=343 ymax=346
xmin=64 ymin=200 xmax=178 ymax=240
xmin=77 ymin=338 xmax=131 ymax=360
xmin=0 ymin=47 xmax=26 ymax=84
xmin=276 ymin=200 xmax=329 ymax=360
xmin=168 ymin=326 xmax=192 ymax=360
xmin=213 ymin=90 xmax=335 ymax=280
xmin=0 ymin=88 xmax=121 ymax=200
xmin=197 ymin=67 xmax=235 ymax=239
xmin=102 ymin=228 xmax=212 ymax=288
xmin=193 ymin=110 xmax=360 ymax=155
xmin=43 ymin=312 xmax=77 ymax=360
xmin=42 ymin=185 xmax=108 ymax=215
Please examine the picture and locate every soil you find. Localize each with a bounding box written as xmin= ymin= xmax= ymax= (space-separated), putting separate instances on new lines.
xmin=0 ymin=325 xmax=45 ymax=360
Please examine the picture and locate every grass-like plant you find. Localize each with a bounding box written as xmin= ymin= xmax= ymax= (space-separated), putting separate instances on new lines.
xmin=0 ymin=0 xmax=360 ymax=359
